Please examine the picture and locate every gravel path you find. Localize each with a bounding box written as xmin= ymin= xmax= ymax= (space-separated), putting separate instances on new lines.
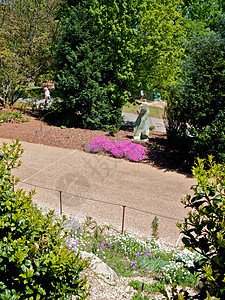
xmin=0 ymin=136 xmax=196 ymax=246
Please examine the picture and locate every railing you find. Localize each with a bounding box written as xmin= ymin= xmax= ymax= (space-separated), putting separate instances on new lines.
xmin=16 ymin=180 xmax=184 ymax=246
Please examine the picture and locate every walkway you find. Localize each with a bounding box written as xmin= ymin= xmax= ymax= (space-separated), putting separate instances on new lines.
xmin=122 ymin=112 xmax=166 ymax=133
xmin=1 ymin=137 xmax=195 ymax=246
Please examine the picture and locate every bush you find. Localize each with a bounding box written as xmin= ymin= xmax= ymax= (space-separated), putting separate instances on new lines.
xmin=177 ymin=156 xmax=225 ymax=298
xmin=0 ymin=111 xmax=29 ymax=123
xmin=0 ymin=140 xmax=89 ymax=299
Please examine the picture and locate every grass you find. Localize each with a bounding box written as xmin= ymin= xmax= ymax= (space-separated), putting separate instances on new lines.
xmin=122 ymin=102 xmax=165 ymax=119
xmin=68 ymin=219 xmax=202 ymax=299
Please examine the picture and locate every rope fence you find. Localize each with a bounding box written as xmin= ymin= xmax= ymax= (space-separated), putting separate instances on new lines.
xmin=16 ymin=180 xmax=184 ymax=239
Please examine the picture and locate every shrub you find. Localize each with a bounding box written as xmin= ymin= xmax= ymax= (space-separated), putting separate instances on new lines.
xmin=177 ymin=156 xmax=225 ymax=298
xmin=0 ymin=140 xmax=89 ymax=299
xmin=0 ymin=111 xmax=29 ymax=123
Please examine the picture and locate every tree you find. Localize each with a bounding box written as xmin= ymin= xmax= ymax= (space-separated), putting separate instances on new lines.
xmin=55 ymin=0 xmax=143 ymax=130
xmin=166 ymin=28 xmax=225 ymax=168
xmin=182 ymin=0 xmax=221 ymax=22
xmin=136 ymin=0 xmax=185 ymax=94
xmin=0 ymin=0 xmax=59 ymax=107
xmin=54 ymin=0 xmax=185 ymax=130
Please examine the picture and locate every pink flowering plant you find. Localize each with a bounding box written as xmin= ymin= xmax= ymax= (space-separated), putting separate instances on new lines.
xmin=83 ymin=136 xmax=146 ymax=162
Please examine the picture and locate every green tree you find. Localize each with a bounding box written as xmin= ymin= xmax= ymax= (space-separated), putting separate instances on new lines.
xmin=55 ymin=0 xmax=185 ymax=130
xmin=0 ymin=0 xmax=59 ymax=107
xmin=136 ymin=0 xmax=185 ymax=94
xmin=182 ymin=0 xmax=220 ymax=22
xmin=166 ymin=27 xmax=225 ymax=169
xmin=0 ymin=140 xmax=88 ymax=299
xmin=55 ymin=0 xmax=143 ymax=130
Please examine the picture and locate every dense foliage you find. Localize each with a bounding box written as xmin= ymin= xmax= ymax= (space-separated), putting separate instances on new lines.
xmin=54 ymin=0 xmax=123 ymax=130
xmin=178 ymin=157 xmax=225 ymax=298
xmin=166 ymin=18 xmax=225 ymax=169
xmin=0 ymin=140 xmax=88 ymax=299
xmin=54 ymin=0 xmax=184 ymax=130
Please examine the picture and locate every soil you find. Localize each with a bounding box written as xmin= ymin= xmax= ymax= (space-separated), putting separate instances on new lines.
xmin=0 ymin=108 xmax=175 ymax=171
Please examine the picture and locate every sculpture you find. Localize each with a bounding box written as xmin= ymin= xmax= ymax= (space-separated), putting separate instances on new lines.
xmin=133 ymin=103 xmax=149 ymax=141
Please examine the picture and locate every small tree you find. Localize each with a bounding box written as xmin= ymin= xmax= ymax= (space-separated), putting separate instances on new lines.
xmin=0 ymin=140 xmax=88 ymax=299
xmin=177 ymin=156 xmax=225 ymax=298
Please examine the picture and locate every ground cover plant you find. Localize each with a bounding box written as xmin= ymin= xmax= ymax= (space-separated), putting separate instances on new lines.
xmin=0 ymin=140 xmax=89 ymax=299
xmin=84 ymin=136 xmax=147 ymax=162
xmin=0 ymin=111 xmax=29 ymax=123
xmin=68 ymin=219 xmax=202 ymax=299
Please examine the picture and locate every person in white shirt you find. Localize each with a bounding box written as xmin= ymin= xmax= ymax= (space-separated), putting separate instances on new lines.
xmin=44 ymin=87 xmax=51 ymax=107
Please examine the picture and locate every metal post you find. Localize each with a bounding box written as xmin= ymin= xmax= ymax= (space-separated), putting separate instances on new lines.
xmin=59 ymin=191 xmax=63 ymax=215
xmin=121 ymin=205 xmax=126 ymax=234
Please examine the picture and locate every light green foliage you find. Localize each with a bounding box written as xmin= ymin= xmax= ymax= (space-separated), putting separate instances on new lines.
xmin=108 ymin=125 xmax=119 ymax=136
xmin=0 ymin=140 xmax=88 ymax=299
xmin=178 ymin=156 xmax=225 ymax=298
xmin=90 ymin=0 xmax=143 ymax=102
xmin=182 ymin=0 xmax=221 ymax=23
xmin=55 ymin=0 xmax=185 ymax=129
xmin=137 ymin=0 xmax=185 ymax=94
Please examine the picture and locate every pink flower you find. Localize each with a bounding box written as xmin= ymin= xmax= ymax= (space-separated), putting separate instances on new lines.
xmin=84 ymin=136 xmax=146 ymax=162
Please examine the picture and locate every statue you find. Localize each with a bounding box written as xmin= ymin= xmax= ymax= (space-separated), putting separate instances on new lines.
xmin=133 ymin=103 xmax=149 ymax=141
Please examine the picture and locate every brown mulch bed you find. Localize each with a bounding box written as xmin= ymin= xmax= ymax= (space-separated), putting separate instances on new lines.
xmin=0 ymin=109 xmax=176 ymax=170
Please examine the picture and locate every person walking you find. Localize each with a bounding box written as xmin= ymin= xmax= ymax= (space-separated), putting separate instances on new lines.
xmin=44 ymin=87 xmax=51 ymax=107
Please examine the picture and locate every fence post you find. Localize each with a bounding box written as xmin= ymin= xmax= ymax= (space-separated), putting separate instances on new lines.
xmin=121 ymin=205 xmax=126 ymax=234
xmin=59 ymin=191 xmax=63 ymax=215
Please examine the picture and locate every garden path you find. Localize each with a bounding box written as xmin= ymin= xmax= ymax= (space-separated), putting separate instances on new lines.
xmin=1 ymin=137 xmax=196 ymax=246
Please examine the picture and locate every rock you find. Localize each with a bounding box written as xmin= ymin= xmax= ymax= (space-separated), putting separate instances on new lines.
xmin=81 ymin=251 xmax=118 ymax=282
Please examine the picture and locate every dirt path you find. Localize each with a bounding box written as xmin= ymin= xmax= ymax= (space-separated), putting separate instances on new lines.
xmin=0 ymin=137 xmax=196 ymax=245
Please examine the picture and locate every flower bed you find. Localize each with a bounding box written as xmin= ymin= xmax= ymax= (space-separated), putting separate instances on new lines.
xmin=83 ymin=136 xmax=146 ymax=162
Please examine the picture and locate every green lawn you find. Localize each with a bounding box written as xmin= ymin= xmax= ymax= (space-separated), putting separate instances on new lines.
xmin=122 ymin=103 xmax=165 ymax=119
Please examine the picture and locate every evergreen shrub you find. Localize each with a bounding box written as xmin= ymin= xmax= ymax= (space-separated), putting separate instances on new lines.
xmin=178 ymin=156 xmax=225 ymax=298
xmin=0 ymin=140 xmax=88 ymax=299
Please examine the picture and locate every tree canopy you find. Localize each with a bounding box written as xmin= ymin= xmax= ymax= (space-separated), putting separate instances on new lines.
xmin=54 ymin=0 xmax=184 ymax=129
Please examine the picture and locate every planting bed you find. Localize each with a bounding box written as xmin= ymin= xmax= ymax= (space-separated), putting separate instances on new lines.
xmin=0 ymin=110 xmax=175 ymax=170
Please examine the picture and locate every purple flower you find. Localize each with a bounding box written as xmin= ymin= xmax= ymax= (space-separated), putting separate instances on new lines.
xmin=83 ymin=136 xmax=146 ymax=162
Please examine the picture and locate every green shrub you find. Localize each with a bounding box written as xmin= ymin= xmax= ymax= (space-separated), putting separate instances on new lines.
xmin=0 ymin=140 xmax=89 ymax=299
xmin=108 ymin=125 xmax=119 ymax=136
xmin=0 ymin=111 xmax=29 ymax=123
xmin=177 ymin=156 xmax=225 ymax=298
